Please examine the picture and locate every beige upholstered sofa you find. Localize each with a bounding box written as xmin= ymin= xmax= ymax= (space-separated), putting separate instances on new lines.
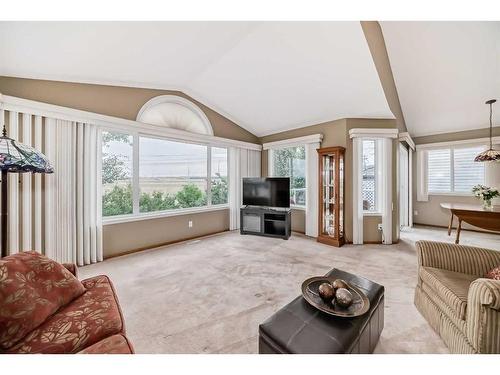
xmin=415 ymin=241 xmax=500 ymax=354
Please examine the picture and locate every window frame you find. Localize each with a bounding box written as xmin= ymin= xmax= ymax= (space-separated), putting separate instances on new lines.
xmin=361 ymin=138 xmax=383 ymax=216
xmin=268 ymin=146 xmax=307 ymax=209
xmin=101 ymin=128 xmax=229 ymax=225
xmin=426 ymin=144 xmax=485 ymax=196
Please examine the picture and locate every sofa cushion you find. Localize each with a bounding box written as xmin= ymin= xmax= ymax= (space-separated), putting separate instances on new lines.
xmin=6 ymin=275 xmax=124 ymax=354
xmin=420 ymin=282 xmax=467 ymax=334
xmin=419 ymin=267 xmax=477 ymax=320
xmin=485 ymin=265 xmax=500 ymax=280
xmin=78 ymin=334 xmax=134 ymax=354
xmin=0 ymin=251 xmax=85 ymax=350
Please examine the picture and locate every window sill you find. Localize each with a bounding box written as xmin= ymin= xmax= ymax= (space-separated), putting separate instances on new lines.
xmin=428 ymin=192 xmax=474 ymax=197
xmin=291 ymin=205 xmax=306 ymax=211
xmin=363 ymin=211 xmax=382 ymax=217
xmin=102 ymin=205 xmax=229 ymax=225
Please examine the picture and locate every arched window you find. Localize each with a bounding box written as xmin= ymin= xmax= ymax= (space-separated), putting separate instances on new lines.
xmin=136 ymin=95 xmax=213 ymax=135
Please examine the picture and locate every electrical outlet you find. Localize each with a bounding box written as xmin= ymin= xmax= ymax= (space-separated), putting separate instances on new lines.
xmin=377 ymin=224 xmax=383 ymax=231
xmin=188 ymin=220 xmax=193 ymax=228
xmin=414 ymin=210 xmax=418 ymax=216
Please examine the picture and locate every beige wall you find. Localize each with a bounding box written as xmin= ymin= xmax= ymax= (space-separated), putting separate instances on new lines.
xmin=0 ymin=76 xmax=259 ymax=143
xmin=412 ymin=127 xmax=500 ymax=229
xmin=291 ymin=210 xmax=306 ymax=234
xmin=103 ymin=210 xmax=229 ymax=258
xmin=260 ymin=117 xmax=396 ymax=243
xmin=413 ymin=127 xmax=500 ymax=145
xmin=0 ymin=76 xmax=257 ymax=257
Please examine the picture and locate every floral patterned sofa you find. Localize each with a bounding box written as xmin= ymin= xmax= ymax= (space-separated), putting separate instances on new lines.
xmin=0 ymin=251 xmax=134 ymax=354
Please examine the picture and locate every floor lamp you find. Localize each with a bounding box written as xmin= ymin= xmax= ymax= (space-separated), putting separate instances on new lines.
xmin=0 ymin=124 xmax=54 ymax=258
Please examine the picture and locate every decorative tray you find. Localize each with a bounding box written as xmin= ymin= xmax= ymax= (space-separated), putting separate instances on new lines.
xmin=301 ymin=276 xmax=370 ymax=317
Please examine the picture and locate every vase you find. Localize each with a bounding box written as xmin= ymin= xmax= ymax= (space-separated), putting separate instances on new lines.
xmin=482 ymin=198 xmax=493 ymax=210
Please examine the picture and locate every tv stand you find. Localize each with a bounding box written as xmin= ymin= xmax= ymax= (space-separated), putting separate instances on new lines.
xmin=240 ymin=206 xmax=291 ymax=240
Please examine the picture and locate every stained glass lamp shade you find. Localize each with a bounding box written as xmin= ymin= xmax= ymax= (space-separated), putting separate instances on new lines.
xmin=475 ymin=99 xmax=500 ymax=162
xmin=0 ymin=133 xmax=54 ymax=173
xmin=0 ymin=127 xmax=54 ymax=258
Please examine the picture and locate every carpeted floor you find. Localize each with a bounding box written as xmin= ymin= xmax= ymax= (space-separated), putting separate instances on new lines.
xmin=79 ymin=225 xmax=500 ymax=354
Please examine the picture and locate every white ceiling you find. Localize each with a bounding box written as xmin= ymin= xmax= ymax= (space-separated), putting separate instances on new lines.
xmin=381 ymin=21 xmax=500 ymax=137
xmin=0 ymin=21 xmax=393 ymax=137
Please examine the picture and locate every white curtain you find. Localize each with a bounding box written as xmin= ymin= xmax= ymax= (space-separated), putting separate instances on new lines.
xmin=229 ymin=148 xmax=261 ymax=230
xmin=1 ymin=110 xmax=102 ymax=265
xmin=305 ymin=142 xmax=320 ymax=237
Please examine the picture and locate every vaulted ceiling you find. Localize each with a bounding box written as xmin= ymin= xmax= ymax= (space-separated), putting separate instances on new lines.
xmin=381 ymin=21 xmax=500 ymax=137
xmin=0 ymin=21 xmax=393 ymax=137
xmin=1 ymin=21 xmax=498 ymax=138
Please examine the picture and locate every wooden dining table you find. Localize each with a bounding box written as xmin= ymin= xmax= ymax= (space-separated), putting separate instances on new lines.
xmin=441 ymin=203 xmax=500 ymax=244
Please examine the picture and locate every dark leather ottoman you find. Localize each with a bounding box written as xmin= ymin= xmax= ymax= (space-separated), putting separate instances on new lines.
xmin=259 ymin=269 xmax=384 ymax=354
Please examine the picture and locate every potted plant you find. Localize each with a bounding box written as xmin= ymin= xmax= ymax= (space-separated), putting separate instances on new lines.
xmin=472 ymin=184 xmax=500 ymax=210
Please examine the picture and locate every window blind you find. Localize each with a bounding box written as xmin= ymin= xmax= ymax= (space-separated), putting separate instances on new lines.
xmin=427 ymin=149 xmax=451 ymax=193
xmin=427 ymin=146 xmax=485 ymax=193
xmin=453 ymin=146 xmax=485 ymax=192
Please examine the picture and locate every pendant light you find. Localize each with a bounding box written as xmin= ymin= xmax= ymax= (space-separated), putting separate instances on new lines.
xmin=474 ymin=99 xmax=500 ymax=162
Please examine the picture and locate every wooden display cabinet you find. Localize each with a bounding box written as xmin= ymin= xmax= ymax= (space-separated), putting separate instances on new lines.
xmin=317 ymin=147 xmax=345 ymax=247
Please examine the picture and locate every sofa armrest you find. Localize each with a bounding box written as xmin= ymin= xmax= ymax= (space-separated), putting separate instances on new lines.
xmin=62 ymin=263 xmax=78 ymax=278
xmin=466 ymin=278 xmax=500 ymax=353
xmin=416 ymin=241 xmax=500 ymax=276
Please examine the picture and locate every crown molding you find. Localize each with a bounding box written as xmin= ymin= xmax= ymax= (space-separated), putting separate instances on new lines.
xmin=415 ymin=136 xmax=500 ymax=150
xmin=398 ymin=132 xmax=415 ymax=150
xmin=349 ymin=127 xmax=399 ymax=139
xmin=262 ymin=134 xmax=323 ymax=150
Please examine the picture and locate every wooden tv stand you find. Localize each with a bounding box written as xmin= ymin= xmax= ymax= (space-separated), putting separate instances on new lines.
xmin=240 ymin=206 xmax=291 ymax=240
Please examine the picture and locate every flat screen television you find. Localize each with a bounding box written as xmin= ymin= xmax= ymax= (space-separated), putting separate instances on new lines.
xmin=242 ymin=177 xmax=290 ymax=208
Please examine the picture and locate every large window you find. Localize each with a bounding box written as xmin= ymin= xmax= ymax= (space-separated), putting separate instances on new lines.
xmin=270 ymin=146 xmax=306 ymax=207
xmin=362 ymin=139 xmax=378 ymax=212
xmin=102 ymin=131 xmax=134 ymax=217
xmin=139 ymin=137 xmax=208 ymax=212
xmin=211 ymin=147 xmax=228 ymax=205
xmin=102 ymin=131 xmax=228 ymax=218
xmin=427 ymin=146 xmax=484 ymax=194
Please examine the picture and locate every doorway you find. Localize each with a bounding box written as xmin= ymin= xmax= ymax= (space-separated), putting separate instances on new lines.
xmin=399 ymin=143 xmax=410 ymax=229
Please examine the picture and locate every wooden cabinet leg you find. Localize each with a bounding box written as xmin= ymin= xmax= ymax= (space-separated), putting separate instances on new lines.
xmin=455 ymin=219 xmax=462 ymax=244
xmin=447 ymin=213 xmax=454 ymax=236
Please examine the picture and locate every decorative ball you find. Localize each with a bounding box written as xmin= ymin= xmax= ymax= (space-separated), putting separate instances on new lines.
xmin=335 ymin=288 xmax=353 ymax=308
xmin=332 ymin=279 xmax=348 ymax=290
xmin=318 ymin=282 xmax=335 ymax=301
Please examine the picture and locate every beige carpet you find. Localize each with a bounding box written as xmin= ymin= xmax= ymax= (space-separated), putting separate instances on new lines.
xmin=79 ymin=225 xmax=500 ymax=354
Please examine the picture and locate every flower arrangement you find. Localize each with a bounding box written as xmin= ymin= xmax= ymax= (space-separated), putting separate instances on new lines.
xmin=472 ymin=184 xmax=499 ymax=209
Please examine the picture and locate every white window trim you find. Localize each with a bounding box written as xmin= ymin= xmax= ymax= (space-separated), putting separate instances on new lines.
xmin=136 ymin=95 xmax=214 ymax=136
xmin=361 ymin=138 xmax=383 ymax=216
xmin=416 ymin=138 xmax=494 ymax=201
xmin=350 ymin=128 xmax=398 ymax=245
xmin=398 ymin=132 xmax=416 ymax=151
xmin=103 ymin=204 xmax=229 ymax=225
xmin=263 ymin=134 xmax=323 ymax=150
xmin=101 ymin=127 xmax=231 ymax=224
